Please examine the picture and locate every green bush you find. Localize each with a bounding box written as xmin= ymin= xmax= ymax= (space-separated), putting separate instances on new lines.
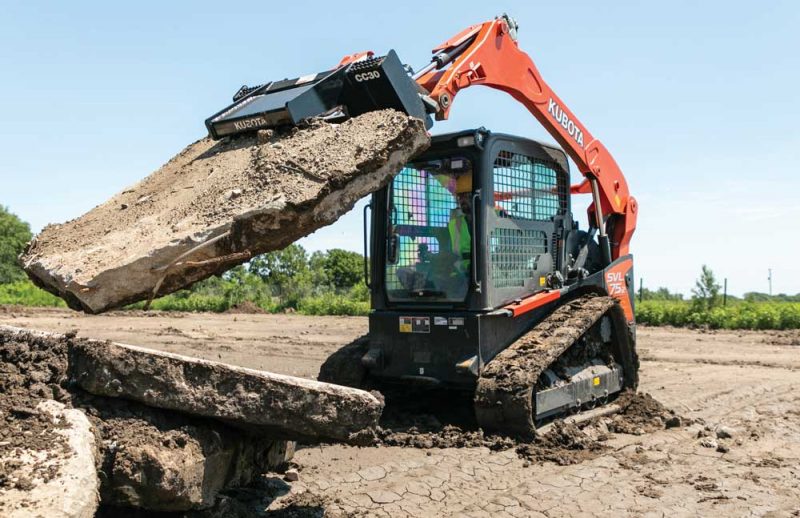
xmin=297 ymin=292 xmax=370 ymax=316
xmin=142 ymin=293 xmax=230 ymax=313
xmin=0 ymin=280 xmax=66 ymax=307
xmin=637 ymin=300 xmax=800 ymax=330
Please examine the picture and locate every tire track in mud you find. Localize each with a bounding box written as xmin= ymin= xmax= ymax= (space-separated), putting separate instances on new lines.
xmin=640 ymin=354 xmax=800 ymax=370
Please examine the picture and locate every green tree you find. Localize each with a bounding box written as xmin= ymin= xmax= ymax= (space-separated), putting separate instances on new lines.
xmin=248 ymin=244 xmax=311 ymax=304
xmin=0 ymin=206 xmax=32 ymax=284
xmin=308 ymin=250 xmax=330 ymax=288
xmin=320 ymin=249 xmax=363 ymax=291
xmin=692 ymin=264 xmax=721 ymax=309
xmin=744 ymin=292 xmax=800 ymax=302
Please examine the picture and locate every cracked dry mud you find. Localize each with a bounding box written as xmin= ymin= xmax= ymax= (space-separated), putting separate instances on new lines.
xmin=2 ymin=307 xmax=800 ymax=517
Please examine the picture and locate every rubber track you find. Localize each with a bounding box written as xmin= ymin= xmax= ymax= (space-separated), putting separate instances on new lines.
xmin=318 ymin=335 xmax=369 ymax=388
xmin=474 ymin=295 xmax=623 ymax=439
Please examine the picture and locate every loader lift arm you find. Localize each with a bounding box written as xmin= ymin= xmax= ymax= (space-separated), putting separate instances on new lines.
xmin=413 ymin=15 xmax=637 ymax=262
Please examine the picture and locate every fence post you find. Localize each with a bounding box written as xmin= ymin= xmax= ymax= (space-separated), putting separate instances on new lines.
xmin=723 ymin=278 xmax=727 ymax=306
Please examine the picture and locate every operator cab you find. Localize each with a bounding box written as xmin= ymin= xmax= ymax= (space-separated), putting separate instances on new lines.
xmin=370 ymin=128 xmax=585 ymax=313
xmin=363 ymin=129 xmax=605 ymax=387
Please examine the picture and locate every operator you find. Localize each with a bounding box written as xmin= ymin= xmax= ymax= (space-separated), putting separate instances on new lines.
xmin=448 ymin=174 xmax=473 ymax=274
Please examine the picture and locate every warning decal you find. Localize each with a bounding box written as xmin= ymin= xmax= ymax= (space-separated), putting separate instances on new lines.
xmin=399 ymin=316 xmax=431 ymax=333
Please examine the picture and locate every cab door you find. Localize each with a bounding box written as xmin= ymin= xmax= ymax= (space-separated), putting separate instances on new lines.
xmin=481 ymin=136 xmax=570 ymax=309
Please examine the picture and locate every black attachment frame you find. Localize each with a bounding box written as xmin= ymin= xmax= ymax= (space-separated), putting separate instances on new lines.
xmin=205 ymin=50 xmax=431 ymax=139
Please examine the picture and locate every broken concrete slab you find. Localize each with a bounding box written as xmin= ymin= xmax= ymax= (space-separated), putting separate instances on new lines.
xmin=67 ymin=333 xmax=383 ymax=444
xmin=91 ymin=395 xmax=291 ymax=511
xmin=21 ymin=110 xmax=429 ymax=313
xmin=0 ymin=325 xmax=297 ymax=512
xmin=0 ymin=400 xmax=99 ymax=518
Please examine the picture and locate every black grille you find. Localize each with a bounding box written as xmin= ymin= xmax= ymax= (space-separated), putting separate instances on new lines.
xmin=348 ymin=55 xmax=385 ymax=72
xmin=490 ymin=228 xmax=548 ymax=288
xmin=492 ymin=151 xmax=567 ymax=221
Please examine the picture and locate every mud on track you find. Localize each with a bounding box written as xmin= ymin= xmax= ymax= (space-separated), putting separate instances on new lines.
xmin=2 ymin=306 xmax=800 ymax=517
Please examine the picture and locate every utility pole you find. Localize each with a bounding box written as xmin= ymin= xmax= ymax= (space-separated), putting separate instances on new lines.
xmin=639 ymin=278 xmax=643 ymax=303
xmin=723 ymin=278 xmax=727 ymax=306
xmin=768 ymin=269 xmax=773 ymax=297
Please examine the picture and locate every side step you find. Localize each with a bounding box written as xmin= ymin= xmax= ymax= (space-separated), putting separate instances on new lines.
xmin=536 ymin=403 xmax=622 ymax=436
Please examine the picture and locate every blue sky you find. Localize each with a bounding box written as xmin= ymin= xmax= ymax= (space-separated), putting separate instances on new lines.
xmin=1 ymin=1 xmax=797 ymax=296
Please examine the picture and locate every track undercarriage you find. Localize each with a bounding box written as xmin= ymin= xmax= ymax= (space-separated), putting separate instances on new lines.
xmin=474 ymin=295 xmax=638 ymax=438
xmin=319 ymin=295 xmax=639 ymax=438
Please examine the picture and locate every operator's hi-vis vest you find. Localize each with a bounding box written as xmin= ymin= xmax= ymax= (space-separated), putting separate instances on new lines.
xmin=448 ymin=210 xmax=471 ymax=273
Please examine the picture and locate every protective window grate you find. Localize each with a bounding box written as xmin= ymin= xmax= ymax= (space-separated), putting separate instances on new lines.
xmin=386 ymin=236 xmax=441 ymax=292
xmin=490 ymin=228 xmax=548 ymax=288
xmin=391 ymin=166 xmax=456 ymax=229
xmin=493 ymin=151 xmax=567 ymax=221
xmin=385 ymin=167 xmax=457 ymax=293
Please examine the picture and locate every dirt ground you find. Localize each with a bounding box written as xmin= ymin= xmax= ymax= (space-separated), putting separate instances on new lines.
xmin=2 ymin=305 xmax=799 ymax=517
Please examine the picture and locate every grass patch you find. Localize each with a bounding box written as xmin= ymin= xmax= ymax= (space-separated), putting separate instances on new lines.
xmin=297 ymin=293 xmax=370 ymax=316
xmin=0 ymin=280 xmax=66 ymax=307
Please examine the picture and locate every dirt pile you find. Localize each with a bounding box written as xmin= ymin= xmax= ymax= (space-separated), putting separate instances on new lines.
xmin=372 ymin=390 xmax=682 ymax=466
xmin=22 ymin=110 xmax=429 ymax=313
xmin=375 ymin=420 xmax=604 ymax=466
xmin=515 ymin=421 xmax=606 ymax=465
xmin=0 ymin=325 xmax=378 ymax=514
xmin=607 ymin=389 xmax=680 ymax=434
xmin=0 ymin=328 xmax=73 ymax=493
xmin=763 ymin=330 xmax=800 ymax=346
xmin=74 ymin=392 xmax=287 ymax=511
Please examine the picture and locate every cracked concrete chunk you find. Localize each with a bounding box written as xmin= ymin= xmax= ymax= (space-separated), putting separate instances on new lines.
xmin=0 ymin=400 xmax=99 ymax=518
xmin=0 ymin=325 xmax=302 ymax=513
xmin=69 ymin=337 xmax=384 ymax=443
xmin=715 ymin=425 xmax=736 ymax=439
xmin=284 ymin=468 xmax=299 ymax=482
xmin=98 ymin=409 xmax=288 ymax=511
xmin=21 ymin=110 xmax=430 ymax=313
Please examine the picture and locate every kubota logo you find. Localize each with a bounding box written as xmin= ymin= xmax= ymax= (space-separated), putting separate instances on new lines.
xmin=233 ymin=117 xmax=267 ymax=131
xmin=548 ymin=98 xmax=584 ymax=148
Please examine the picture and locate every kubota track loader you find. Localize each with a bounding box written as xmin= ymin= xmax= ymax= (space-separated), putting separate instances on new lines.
xmin=205 ymin=14 xmax=639 ymax=437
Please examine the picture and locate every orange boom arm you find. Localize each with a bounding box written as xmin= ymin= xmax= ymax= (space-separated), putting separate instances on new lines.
xmin=415 ymin=15 xmax=637 ymax=261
